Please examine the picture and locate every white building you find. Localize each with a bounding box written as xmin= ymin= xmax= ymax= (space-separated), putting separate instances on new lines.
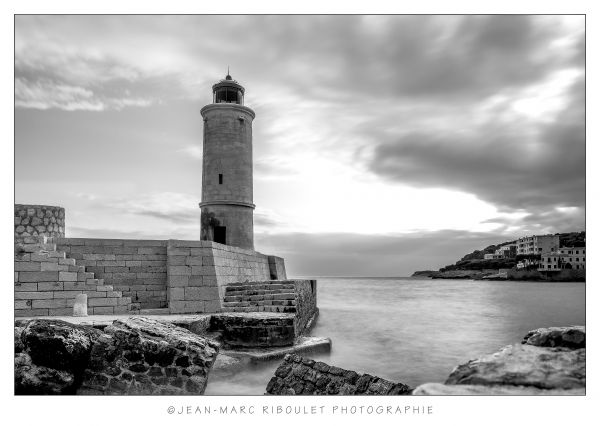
xmin=538 ymin=247 xmax=586 ymax=271
xmin=517 ymin=234 xmax=560 ymax=256
xmin=484 ymin=253 xmax=504 ymax=260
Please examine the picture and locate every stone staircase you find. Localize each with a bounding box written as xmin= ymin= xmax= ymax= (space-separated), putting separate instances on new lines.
xmin=15 ymin=237 xmax=135 ymax=316
xmin=221 ymin=281 xmax=297 ymax=313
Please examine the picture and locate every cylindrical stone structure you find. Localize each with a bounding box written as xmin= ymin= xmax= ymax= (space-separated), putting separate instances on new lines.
xmin=199 ymin=74 xmax=255 ymax=250
xmin=14 ymin=204 xmax=65 ymax=243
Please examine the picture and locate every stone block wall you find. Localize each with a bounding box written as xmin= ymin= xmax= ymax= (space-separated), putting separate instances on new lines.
xmin=209 ymin=313 xmax=295 ymax=348
xmin=293 ymin=280 xmax=318 ymax=335
xmin=166 ymin=240 xmax=275 ymax=314
xmin=15 ymin=204 xmax=65 ymax=243
xmin=268 ymin=255 xmax=287 ymax=280
xmin=56 ymin=238 xmax=168 ymax=310
xmin=15 ymin=240 xmax=132 ymax=317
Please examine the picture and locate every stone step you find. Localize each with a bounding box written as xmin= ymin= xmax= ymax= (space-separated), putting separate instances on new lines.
xmin=138 ymin=308 xmax=171 ymax=315
xmin=47 ymin=251 xmax=66 ymax=259
xmin=224 ymin=290 xmax=294 ymax=298
xmin=223 ymin=299 xmax=296 ymax=307
xmin=96 ymin=285 xmax=114 ymax=291
xmin=225 ymin=283 xmax=295 ymax=292
xmin=223 ymin=294 xmax=296 ymax=303
xmin=58 ymin=257 xmax=76 ymax=266
xmin=68 ymin=264 xmax=86 ymax=273
xmin=18 ymin=243 xmax=57 ymax=253
xmin=221 ymin=305 xmax=297 ymax=314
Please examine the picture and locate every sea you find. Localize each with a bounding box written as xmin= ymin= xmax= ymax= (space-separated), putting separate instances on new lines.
xmin=204 ymin=277 xmax=585 ymax=395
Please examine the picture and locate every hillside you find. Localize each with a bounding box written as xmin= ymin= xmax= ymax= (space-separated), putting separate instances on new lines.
xmin=414 ymin=231 xmax=585 ymax=275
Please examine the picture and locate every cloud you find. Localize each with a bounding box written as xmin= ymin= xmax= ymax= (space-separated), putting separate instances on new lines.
xmin=365 ymin=71 xmax=584 ymax=215
xmin=15 ymin=77 xmax=155 ymax=111
xmin=14 ymin=15 xmax=585 ymax=259
xmin=176 ymin=145 xmax=203 ymax=159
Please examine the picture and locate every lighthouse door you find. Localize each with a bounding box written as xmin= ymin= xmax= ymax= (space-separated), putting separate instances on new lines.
xmin=214 ymin=226 xmax=226 ymax=245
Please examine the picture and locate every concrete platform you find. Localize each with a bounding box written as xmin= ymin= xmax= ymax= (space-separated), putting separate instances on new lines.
xmin=14 ymin=314 xmax=212 ymax=328
xmin=223 ymin=336 xmax=332 ymax=362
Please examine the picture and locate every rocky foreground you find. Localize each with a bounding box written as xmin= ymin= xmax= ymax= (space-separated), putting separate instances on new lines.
xmin=413 ymin=325 xmax=585 ymax=395
xmin=266 ymin=354 xmax=412 ymax=395
xmin=265 ymin=326 xmax=585 ymax=396
xmin=15 ymin=317 xmax=219 ymax=395
xmin=15 ymin=318 xmax=584 ymax=396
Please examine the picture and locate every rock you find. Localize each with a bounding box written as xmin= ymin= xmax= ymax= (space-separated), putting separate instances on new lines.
xmin=15 ymin=352 xmax=75 ymax=395
xmin=446 ymin=344 xmax=585 ymax=390
xmin=15 ymin=319 xmax=100 ymax=395
xmin=417 ymin=325 xmax=586 ymax=395
xmin=213 ymin=354 xmax=243 ymax=370
xmin=78 ymin=317 xmax=219 ymax=395
xmin=522 ymin=326 xmax=585 ymax=349
xmin=413 ymin=382 xmax=585 ymax=395
xmin=266 ymin=354 xmax=412 ymax=395
xmin=15 ymin=326 xmax=25 ymax=353
xmin=21 ymin=319 xmax=100 ymax=373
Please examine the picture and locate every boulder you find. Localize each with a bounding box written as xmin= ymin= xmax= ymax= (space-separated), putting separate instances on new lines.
xmin=445 ymin=344 xmax=585 ymax=389
xmin=20 ymin=319 xmax=100 ymax=373
xmin=15 ymin=352 xmax=75 ymax=395
xmin=413 ymin=325 xmax=587 ymax=395
xmin=522 ymin=326 xmax=585 ymax=349
xmin=15 ymin=319 xmax=100 ymax=395
xmin=14 ymin=326 xmax=25 ymax=353
xmin=266 ymin=354 xmax=412 ymax=395
xmin=78 ymin=316 xmax=219 ymax=395
xmin=413 ymin=382 xmax=585 ymax=395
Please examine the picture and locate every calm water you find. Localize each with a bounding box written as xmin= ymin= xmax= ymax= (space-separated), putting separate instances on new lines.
xmin=205 ymin=277 xmax=585 ymax=395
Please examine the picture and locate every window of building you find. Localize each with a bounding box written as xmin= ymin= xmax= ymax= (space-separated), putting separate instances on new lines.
xmin=576 ymin=258 xmax=579 ymax=262
xmin=219 ymin=174 xmax=223 ymax=184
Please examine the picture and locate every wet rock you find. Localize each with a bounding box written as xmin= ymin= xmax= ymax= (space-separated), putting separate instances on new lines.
xmin=14 ymin=326 xmax=25 ymax=353
xmin=415 ymin=325 xmax=586 ymax=395
xmin=522 ymin=326 xmax=585 ymax=349
xmin=15 ymin=352 xmax=75 ymax=395
xmin=20 ymin=319 xmax=100 ymax=372
xmin=413 ymin=382 xmax=585 ymax=395
xmin=79 ymin=317 xmax=219 ymax=395
xmin=266 ymin=354 xmax=412 ymax=395
xmin=446 ymin=344 xmax=585 ymax=390
xmin=14 ymin=319 xmax=100 ymax=395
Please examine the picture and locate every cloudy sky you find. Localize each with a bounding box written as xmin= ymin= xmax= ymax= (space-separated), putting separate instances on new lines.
xmin=14 ymin=15 xmax=585 ymax=276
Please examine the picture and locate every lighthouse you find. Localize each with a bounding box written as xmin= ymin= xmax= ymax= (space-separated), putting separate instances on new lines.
xmin=199 ymin=73 xmax=255 ymax=250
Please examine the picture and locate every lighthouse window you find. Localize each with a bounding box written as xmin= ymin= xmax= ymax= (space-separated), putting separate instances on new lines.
xmin=219 ymin=174 xmax=223 ymax=184
xmin=215 ymin=87 xmax=240 ymax=103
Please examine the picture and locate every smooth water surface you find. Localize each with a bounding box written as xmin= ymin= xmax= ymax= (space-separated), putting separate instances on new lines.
xmin=205 ymin=278 xmax=585 ymax=395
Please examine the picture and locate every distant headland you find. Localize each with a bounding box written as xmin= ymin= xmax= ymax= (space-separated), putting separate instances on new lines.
xmin=413 ymin=231 xmax=585 ymax=281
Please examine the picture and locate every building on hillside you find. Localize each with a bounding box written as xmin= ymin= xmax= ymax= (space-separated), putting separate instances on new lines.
xmin=495 ymin=243 xmax=517 ymax=258
xmin=484 ymin=243 xmax=517 ymax=260
xmin=484 ymin=253 xmax=504 ymax=260
xmin=516 ymin=234 xmax=560 ymax=256
xmin=538 ymin=247 xmax=586 ymax=271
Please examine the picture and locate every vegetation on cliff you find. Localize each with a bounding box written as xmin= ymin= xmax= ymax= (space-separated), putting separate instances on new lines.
xmin=413 ymin=231 xmax=585 ymax=276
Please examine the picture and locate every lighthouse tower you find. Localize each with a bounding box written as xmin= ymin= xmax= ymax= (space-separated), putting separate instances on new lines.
xmin=199 ymin=73 xmax=255 ymax=250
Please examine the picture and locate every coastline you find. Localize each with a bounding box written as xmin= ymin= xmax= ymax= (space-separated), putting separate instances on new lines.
xmin=412 ymin=269 xmax=586 ymax=282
